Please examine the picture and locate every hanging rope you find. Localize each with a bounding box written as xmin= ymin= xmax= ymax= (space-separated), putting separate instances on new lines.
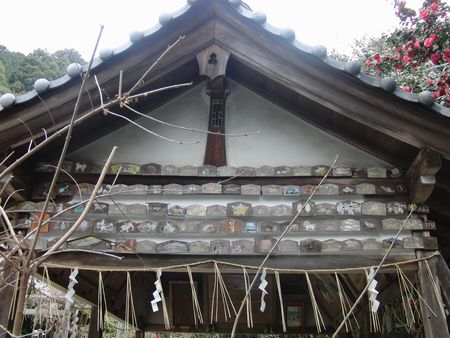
xmin=305 ymin=272 xmax=326 ymax=332
xmin=424 ymin=259 xmax=446 ymax=320
xmin=187 ymin=266 xmax=203 ymax=325
xmin=242 ymin=267 xmax=253 ymax=329
xmin=274 ymin=271 xmax=286 ymax=332
xmin=334 ymin=272 xmax=359 ymax=332
xmin=395 ymin=262 xmax=443 ymax=333
xmin=40 ymin=251 xmax=440 ymax=273
xmin=396 ymin=265 xmax=415 ymax=330
xmin=210 ymin=262 xmax=237 ymax=323
xmin=125 ymin=272 xmax=138 ymax=332
xmin=97 ymin=272 xmax=108 ymax=331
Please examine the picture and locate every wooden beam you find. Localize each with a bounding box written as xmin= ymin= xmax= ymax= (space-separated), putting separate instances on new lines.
xmin=87 ymin=305 xmax=103 ymax=338
xmin=41 ymin=252 xmax=418 ymax=273
xmin=406 ymin=148 xmax=441 ymax=203
xmin=212 ymin=15 xmax=450 ymax=158
xmin=416 ymin=252 xmax=449 ymax=338
xmin=436 ymin=254 xmax=450 ymax=310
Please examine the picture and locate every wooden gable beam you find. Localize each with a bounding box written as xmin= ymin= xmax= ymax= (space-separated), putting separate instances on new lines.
xmin=212 ymin=14 xmax=450 ymax=159
xmin=406 ymin=148 xmax=441 ymax=203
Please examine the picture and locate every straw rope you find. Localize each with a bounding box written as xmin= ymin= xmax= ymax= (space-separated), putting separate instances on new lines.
xmin=40 ymin=251 xmax=440 ymax=273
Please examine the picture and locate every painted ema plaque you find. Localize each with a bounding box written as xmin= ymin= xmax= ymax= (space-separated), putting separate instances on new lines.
xmin=227 ymin=202 xmax=252 ymax=217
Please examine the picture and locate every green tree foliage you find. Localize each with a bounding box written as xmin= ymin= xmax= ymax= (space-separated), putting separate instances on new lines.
xmin=0 ymin=45 xmax=85 ymax=95
xmin=346 ymin=0 xmax=449 ymax=107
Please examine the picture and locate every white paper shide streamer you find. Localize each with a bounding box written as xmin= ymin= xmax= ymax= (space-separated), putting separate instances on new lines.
xmin=259 ymin=268 xmax=268 ymax=312
xmin=151 ymin=269 xmax=163 ymax=312
xmin=65 ymin=268 xmax=78 ymax=310
xmin=368 ymin=268 xmax=380 ymax=313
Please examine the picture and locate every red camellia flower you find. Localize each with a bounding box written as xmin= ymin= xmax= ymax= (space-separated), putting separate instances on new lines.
xmin=403 ymin=86 xmax=412 ymax=93
xmin=431 ymin=1 xmax=439 ymax=12
xmin=424 ymin=37 xmax=433 ymax=48
xmin=434 ymin=91 xmax=440 ymax=98
xmin=428 ymin=79 xmax=434 ymax=85
xmin=414 ymin=40 xmax=421 ymax=49
xmin=373 ymin=54 xmax=382 ymax=63
xmin=419 ymin=8 xmax=430 ymax=21
xmin=366 ymin=59 xmax=371 ymax=68
xmin=403 ymin=55 xmax=413 ymax=63
xmin=443 ymin=50 xmax=450 ymax=63
xmin=431 ymin=53 xmax=441 ymax=64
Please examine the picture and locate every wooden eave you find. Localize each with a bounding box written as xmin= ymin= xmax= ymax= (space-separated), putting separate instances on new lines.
xmin=1 ymin=0 xmax=449 ymax=256
xmin=0 ymin=1 xmax=449 ymax=161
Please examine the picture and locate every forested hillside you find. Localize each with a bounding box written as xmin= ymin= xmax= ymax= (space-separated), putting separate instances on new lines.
xmin=0 ymin=45 xmax=85 ymax=95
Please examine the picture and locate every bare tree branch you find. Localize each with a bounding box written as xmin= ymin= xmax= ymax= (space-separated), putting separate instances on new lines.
xmin=0 ymin=151 xmax=15 ymax=167
xmin=126 ymin=82 xmax=193 ymax=100
xmin=124 ymin=103 xmax=261 ymax=137
xmin=126 ymin=35 xmax=185 ymax=96
xmin=34 ymin=146 xmax=117 ymax=267
xmin=106 ymin=110 xmax=200 ymax=144
xmin=40 ymin=248 xmax=123 ymax=260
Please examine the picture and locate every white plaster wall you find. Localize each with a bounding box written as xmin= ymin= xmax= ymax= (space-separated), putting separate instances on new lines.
xmin=225 ymin=80 xmax=388 ymax=166
xmin=69 ymin=80 xmax=388 ymax=167
xmin=69 ymin=83 xmax=210 ymax=165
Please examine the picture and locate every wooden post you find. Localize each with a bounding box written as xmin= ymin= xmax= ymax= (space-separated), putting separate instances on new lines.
xmin=196 ymin=45 xmax=231 ymax=167
xmin=203 ymin=78 xmax=228 ymax=167
xmin=88 ymin=305 xmax=103 ymax=338
xmin=0 ymin=264 xmax=16 ymax=332
xmin=416 ymin=252 xmax=449 ymax=338
xmin=406 ymin=148 xmax=441 ymax=203
xmin=135 ymin=329 xmax=145 ymax=338
xmin=436 ymin=254 xmax=450 ymax=309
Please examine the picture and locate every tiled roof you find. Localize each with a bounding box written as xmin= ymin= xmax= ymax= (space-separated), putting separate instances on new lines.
xmin=0 ymin=0 xmax=449 ymax=117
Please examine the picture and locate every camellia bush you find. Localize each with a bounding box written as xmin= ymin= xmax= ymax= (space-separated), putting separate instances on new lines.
xmin=350 ymin=0 xmax=449 ymax=106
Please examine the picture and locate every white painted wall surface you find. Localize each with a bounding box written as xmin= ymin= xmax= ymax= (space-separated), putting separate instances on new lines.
xmin=69 ymin=80 xmax=388 ymax=166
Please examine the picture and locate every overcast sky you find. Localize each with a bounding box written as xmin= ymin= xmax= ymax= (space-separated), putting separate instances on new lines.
xmin=0 ymin=0 xmax=423 ymax=60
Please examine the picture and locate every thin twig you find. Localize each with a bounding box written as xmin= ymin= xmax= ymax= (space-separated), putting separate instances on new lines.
xmin=107 ymin=110 xmax=200 ymax=144
xmin=17 ymin=118 xmax=36 ymax=147
xmin=0 ymin=251 xmax=22 ymax=273
xmin=230 ymin=155 xmax=339 ymax=338
xmin=126 ymin=35 xmax=185 ymax=95
xmin=0 ymin=151 xmax=15 ymax=167
xmin=93 ymin=74 xmax=199 ymax=144
xmin=94 ymin=75 xmax=104 ymax=107
xmin=124 ymin=103 xmax=261 ymax=137
xmin=0 ymin=175 xmax=13 ymax=201
xmin=12 ymin=26 xmax=104 ymax=336
xmin=47 ymin=165 xmax=82 ymax=202
xmin=24 ymin=25 xmax=104 ymax=269
xmin=127 ymin=82 xmax=193 ymax=100
xmin=41 ymin=249 xmax=123 ymax=260
xmin=36 ymin=94 xmax=56 ymax=129
xmin=2 ymin=189 xmax=25 ymax=207
xmin=34 ymin=146 xmax=117 ymax=267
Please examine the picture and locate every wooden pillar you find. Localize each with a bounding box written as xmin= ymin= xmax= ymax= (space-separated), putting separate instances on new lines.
xmin=196 ymin=44 xmax=230 ymax=167
xmin=406 ymin=148 xmax=441 ymax=203
xmin=416 ymin=252 xmax=449 ymax=338
xmin=203 ymin=78 xmax=228 ymax=166
xmin=0 ymin=264 xmax=16 ymax=331
xmin=135 ymin=329 xmax=145 ymax=338
xmin=88 ymin=305 xmax=102 ymax=338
